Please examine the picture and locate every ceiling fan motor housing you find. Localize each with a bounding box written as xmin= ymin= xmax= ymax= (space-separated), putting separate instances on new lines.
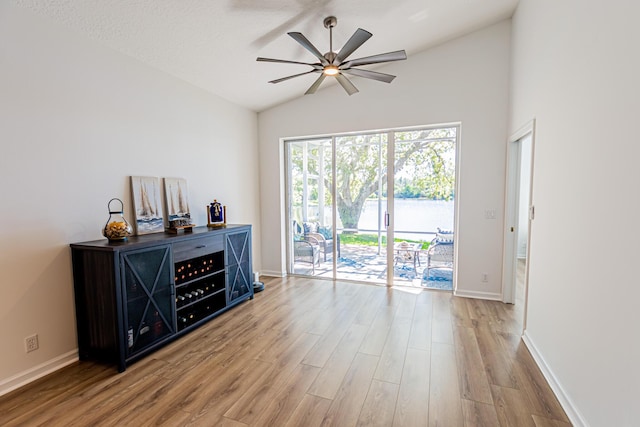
xmin=324 ymin=51 xmax=337 ymax=63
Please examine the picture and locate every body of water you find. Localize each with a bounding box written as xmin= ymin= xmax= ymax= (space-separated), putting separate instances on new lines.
xmin=354 ymin=198 xmax=454 ymax=241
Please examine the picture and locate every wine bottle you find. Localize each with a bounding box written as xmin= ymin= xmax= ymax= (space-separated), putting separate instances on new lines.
xmin=176 ymin=295 xmax=186 ymax=307
xmin=140 ymin=323 xmax=150 ymax=335
xmin=153 ymin=311 xmax=162 ymax=336
xmin=178 ymin=316 xmax=188 ymax=329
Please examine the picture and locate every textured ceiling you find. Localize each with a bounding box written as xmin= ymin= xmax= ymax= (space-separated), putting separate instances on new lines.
xmin=14 ymin=0 xmax=519 ymax=112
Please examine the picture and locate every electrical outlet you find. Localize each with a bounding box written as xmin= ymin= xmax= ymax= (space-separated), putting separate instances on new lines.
xmin=25 ymin=334 xmax=39 ymax=353
xmin=481 ymin=273 xmax=489 ymax=282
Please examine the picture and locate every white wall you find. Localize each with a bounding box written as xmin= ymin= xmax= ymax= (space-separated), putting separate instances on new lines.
xmin=258 ymin=21 xmax=511 ymax=299
xmin=0 ymin=2 xmax=259 ymax=393
xmin=510 ymin=1 xmax=640 ymax=425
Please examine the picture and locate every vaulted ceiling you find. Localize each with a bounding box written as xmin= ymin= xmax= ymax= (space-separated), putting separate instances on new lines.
xmin=15 ymin=0 xmax=519 ymax=111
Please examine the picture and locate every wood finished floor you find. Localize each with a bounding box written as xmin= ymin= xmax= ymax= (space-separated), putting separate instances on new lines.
xmin=0 ymin=276 xmax=571 ymax=426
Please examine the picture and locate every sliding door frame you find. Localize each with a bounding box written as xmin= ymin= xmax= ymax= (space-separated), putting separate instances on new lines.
xmin=285 ymin=123 xmax=460 ymax=288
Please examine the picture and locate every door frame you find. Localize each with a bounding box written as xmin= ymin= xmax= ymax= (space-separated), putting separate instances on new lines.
xmin=284 ymin=124 xmax=459 ymax=287
xmin=386 ymin=131 xmax=395 ymax=284
xmin=502 ymin=119 xmax=536 ymax=328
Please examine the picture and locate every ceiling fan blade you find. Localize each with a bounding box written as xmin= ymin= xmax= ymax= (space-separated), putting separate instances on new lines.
xmin=288 ymin=32 xmax=329 ymax=65
xmin=341 ymin=68 xmax=396 ymax=83
xmin=269 ymin=69 xmax=319 ymax=84
xmin=335 ymin=74 xmax=359 ymax=96
xmin=334 ymin=28 xmax=372 ymax=64
xmin=257 ymin=57 xmax=322 ymax=69
xmin=340 ymin=50 xmax=407 ymax=68
xmin=305 ymin=74 xmax=327 ymax=95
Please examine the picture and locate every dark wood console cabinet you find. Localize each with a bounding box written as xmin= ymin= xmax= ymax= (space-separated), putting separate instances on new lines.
xmin=71 ymin=225 xmax=253 ymax=371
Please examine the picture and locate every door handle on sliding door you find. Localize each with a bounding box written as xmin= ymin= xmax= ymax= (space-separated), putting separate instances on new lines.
xmin=385 ymin=212 xmax=390 ymax=228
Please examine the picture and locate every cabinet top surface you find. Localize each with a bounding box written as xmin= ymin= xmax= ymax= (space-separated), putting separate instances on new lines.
xmin=71 ymin=224 xmax=251 ymax=251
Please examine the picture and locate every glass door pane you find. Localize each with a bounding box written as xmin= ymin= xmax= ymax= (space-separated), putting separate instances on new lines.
xmin=391 ymin=127 xmax=457 ymax=289
xmin=334 ymin=133 xmax=388 ymax=284
xmin=287 ymin=138 xmax=336 ymax=277
xmin=121 ymin=246 xmax=174 ymax=356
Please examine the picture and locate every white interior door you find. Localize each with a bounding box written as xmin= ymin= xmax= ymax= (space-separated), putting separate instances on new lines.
xmin=503 ymin=121 xmax=535 ymax=330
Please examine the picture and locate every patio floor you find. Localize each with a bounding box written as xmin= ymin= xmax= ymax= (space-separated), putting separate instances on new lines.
xmin=293 ymin=243 xmax=453 ymax=290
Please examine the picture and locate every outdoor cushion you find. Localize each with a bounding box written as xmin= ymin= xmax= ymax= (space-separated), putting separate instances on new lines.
xmin=303 ymin=222 xmax=318 ymax=234
xmin=317 ymin=226 xmax=332 ymax=239
xmin=436 ymin=227 xmax=454 ymax=243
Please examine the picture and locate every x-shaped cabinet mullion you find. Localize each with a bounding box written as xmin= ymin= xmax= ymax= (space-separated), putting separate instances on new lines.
xmin=227 ymin=233 xmax=248 ymax=294
xmin=123 ymin=247 xmax=171 ymax=340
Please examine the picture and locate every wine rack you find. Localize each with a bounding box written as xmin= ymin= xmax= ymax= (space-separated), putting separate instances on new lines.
xmin=71 ymin=224 xmax=253 ymax=372
xmin=174 ymin=252 xmax=226 ymax=331
xmin=177 ymin=291 xmax=226 ymax=330
xmin=174 ymin=251 xmax=224 ymax=285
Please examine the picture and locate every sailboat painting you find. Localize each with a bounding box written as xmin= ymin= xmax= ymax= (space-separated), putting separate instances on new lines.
xmin=163 ymin=177 xmax=192 ymax=227
xmin=130 ymin=176 xmax=164 ymax=235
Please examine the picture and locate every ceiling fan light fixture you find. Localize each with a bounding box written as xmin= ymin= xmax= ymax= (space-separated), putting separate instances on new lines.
xmin=257 ymin=16 xmax=407 ymax=96
xmin=323 ymin=65 xmax=339 ymax=76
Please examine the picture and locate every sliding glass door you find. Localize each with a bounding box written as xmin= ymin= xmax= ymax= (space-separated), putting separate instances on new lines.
xmin=287 ymin=138 xmax=335 ymax=277
xmin=334 ymin=133 xmax=388 ymax=283
xmin=391 ymin=128 xmax=457 ymax=289
xmin=286 ymin=125 xmax=457 ymax=289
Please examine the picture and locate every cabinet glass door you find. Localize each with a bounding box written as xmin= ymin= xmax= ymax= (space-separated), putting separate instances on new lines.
xmin=226 ymin=230 xmax=252 ymax=303
xmin=121 ymin=245 xmax=174 ymax=356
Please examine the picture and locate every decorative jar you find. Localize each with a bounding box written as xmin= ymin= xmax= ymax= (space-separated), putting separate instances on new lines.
xmin=103 ymin=198 xmax=133 ymax=241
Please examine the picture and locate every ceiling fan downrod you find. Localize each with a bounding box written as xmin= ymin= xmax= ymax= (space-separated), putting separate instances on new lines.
xmin=324 ymin=16 xmax=338 ymax=63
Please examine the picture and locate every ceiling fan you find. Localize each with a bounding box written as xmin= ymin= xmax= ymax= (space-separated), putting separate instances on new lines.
xmin=257 ymin=16 xmax=407 ymax=96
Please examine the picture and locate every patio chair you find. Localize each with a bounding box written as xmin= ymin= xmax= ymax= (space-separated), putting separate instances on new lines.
xmin=426 ymin=228 xmax=454 ymax=280
xmin=302 ymin=221 xmax=341 ymax=262
xmin=292 ymin=220 xmax=320 ymax=273
xmin=294 ymin=239 xmax=320 ymax=273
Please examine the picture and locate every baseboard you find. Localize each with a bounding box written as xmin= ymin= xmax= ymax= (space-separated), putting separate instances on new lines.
xmin=522 ymin=331 xmax=587 ymax=427
xmin=453 ymin=289 xmax=502 ymax=301
xmin=259 ymin=269 xmax=286 ymax=278
xmin=0 ymin=350 xmax=78 ymax=397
